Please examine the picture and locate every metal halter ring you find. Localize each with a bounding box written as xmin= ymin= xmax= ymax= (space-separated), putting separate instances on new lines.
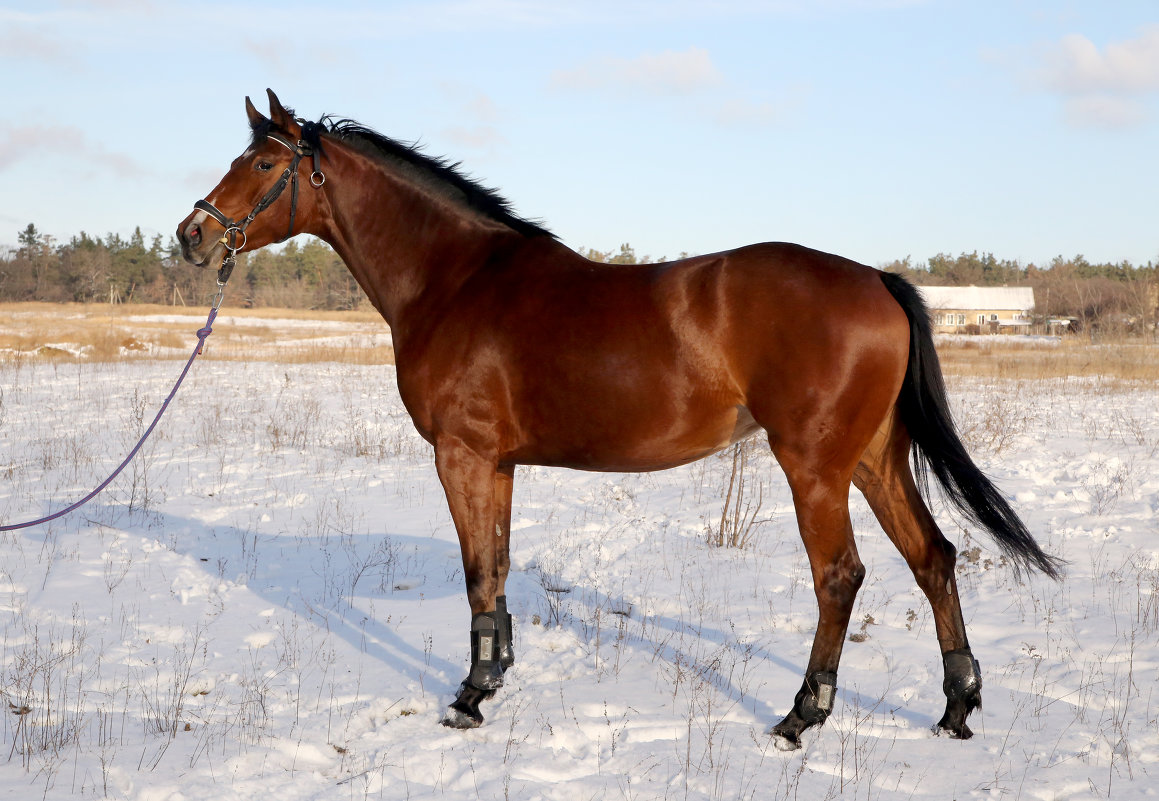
xmin=222 ymin=226 xmax=247 ymax=252
xmin=311 ymin=171 xmax=326 ymax=187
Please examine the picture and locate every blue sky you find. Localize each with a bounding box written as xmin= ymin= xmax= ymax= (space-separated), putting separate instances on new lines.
xmin=1 ymin=0 xmax=1156 ymax=268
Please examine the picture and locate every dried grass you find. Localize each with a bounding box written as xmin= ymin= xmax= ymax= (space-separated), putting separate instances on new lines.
xmin=0 ymin=302 xmax=394 ymax=365
xmin=936 ymin=336 xmax=1159 ymax=383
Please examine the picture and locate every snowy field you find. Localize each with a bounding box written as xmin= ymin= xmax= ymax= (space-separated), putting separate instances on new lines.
xmin=1 ymin=326 xmax=1157 ymax=800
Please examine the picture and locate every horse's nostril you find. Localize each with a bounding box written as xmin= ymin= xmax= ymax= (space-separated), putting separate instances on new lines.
xmin=189 ymin=224 xmax=202 ymax=246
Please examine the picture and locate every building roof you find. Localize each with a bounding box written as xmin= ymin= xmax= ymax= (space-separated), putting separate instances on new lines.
xmin=916 ymin=285 xmax=1035 ymax=311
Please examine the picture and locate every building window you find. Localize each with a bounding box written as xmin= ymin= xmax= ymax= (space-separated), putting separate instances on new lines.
xmin=935 ymin=314 xmax=945 ymax=325
xmin=977 ymin=314 xmax=986 ymax=325
xmin=957 ymin=314 xmax=966 ymax=325
xmin=990 ymin=314 xmax=998 ymax=322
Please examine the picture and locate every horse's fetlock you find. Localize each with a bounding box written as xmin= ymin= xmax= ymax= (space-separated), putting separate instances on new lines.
xmin=468 ymin=612 xmax=504 ymax=690
xmin=795 ymin=670 xmax=838 ymax=725
xmin=496 ymin=595 xmax=515 ymax=670
xmin=942 ymin=648 xmax=982 ymax=702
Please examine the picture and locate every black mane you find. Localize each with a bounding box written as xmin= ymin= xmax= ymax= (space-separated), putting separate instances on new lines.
xmin=251 ymin=113 xmax=554 ymax=239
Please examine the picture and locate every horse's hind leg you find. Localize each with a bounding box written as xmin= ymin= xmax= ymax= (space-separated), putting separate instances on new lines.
xmin=768 ymin=447 xmax=865 ymax=750
xmin=852 ymin=411 xmax=982 ymax=738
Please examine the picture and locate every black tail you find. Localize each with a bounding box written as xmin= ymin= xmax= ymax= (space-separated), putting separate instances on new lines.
xmin=878 ymin=271 xmax=1062 ymax=579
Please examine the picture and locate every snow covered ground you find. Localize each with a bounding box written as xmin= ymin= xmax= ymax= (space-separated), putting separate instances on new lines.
xmin=1 ymin=331 xmax=1157 ymax=799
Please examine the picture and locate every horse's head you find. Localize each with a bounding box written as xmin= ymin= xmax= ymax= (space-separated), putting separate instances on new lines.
xmin=177 ymin=89 xmax=325 ymax=270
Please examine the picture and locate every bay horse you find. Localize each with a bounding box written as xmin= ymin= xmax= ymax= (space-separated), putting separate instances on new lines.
xmin=178 ymin=90 xmax=1060 ymax=748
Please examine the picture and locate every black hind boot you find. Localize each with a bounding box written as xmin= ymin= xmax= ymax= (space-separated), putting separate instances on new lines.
xmin=496 ymin=595 xmax=515 ymax=671
xmin=936 ymin=648 xmax=982 ymax=738
xmin=442 ymin=612 xmax=505 ymax=729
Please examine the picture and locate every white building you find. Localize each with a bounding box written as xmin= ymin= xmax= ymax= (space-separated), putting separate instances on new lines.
xmin=916 ymin=286 xmax=1035 ymax=333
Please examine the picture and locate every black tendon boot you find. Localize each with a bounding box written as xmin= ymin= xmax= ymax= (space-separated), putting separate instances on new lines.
xmin=771 ymin=670 xmax=838 ymax=750
xmin=936 ymin=648 xmax=982 ymax=739
xmin=443 ymin=612 xmax=505 ymax=729
xmin=495 ymin=595 xmax=515 ymax=671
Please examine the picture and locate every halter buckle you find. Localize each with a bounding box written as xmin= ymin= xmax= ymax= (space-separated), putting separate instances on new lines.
xmin=216 ymin=254 xmax=236 ymax=292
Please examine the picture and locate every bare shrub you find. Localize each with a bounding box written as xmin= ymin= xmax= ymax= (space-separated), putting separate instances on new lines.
xmin=708 ymin=438 xmax=768 ymax=549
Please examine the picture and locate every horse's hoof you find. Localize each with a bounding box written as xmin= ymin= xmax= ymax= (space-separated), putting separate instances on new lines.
xmin=442 ymin=681 xmax=491 ymax=729
xmin=937 ymin=722 xmax=974 ymax=740
xmin=935 ymin=691 xmax=980 ymax=739
xmin=935 ymin=710 xmax=975 ymax=740
xmin=937 ymin=649 xmax=981 ymax=739
xmin=441 ymin=705 xmax=483 ymax=729
xmin=769 ymin=713 xmax=808 ymax=750
xmin=768 ymin=672 xmax=834 ymax=750
xmin=771 ymin=731 xmax=802 ymax=752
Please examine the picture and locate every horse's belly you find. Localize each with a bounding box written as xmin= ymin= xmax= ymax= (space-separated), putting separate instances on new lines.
xmin=654 ymin=404 xmax=762 ymax=466
xmin=515 ymin=404 xmax=763 ymax=472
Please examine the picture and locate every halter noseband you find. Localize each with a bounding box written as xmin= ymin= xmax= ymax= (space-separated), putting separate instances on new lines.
xmin=193 ymin=127 xmax=325 ymax=284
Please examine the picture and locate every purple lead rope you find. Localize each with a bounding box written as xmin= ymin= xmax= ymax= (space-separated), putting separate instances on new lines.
xmin=0 ymin=304 xmax=220 ymax=532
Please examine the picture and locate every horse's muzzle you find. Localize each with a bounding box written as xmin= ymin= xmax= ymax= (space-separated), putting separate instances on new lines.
xmin=177 ymin=211 xmax=224 ymax=268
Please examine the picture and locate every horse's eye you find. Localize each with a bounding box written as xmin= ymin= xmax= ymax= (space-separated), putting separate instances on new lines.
xmin=256 ymin=160 xmax=274 ymax=172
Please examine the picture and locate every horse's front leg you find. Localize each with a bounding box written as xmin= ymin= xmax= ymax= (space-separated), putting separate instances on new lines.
xmin=493 ymin=463 xmax=516 ymax=672
xmin=435 ymin=436 xmax=507 ymax=728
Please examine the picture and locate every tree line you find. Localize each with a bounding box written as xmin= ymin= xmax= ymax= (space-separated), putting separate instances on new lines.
xmin=2 ymin=224 xmax=1156 ymax=333
xmin=880 ymin=251 xmax=1158 ymax=335
xmin=0 ymin=223 xmax=364 ymax=311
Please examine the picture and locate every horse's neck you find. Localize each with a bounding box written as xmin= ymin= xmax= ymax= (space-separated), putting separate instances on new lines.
xmin=317 ymin=145 xmax=516 ymax=339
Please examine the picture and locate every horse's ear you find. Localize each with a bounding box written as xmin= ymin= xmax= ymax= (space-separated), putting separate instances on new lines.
xmin=245 ymin=96 xmax=267 ymax=128
xmin=266 ymin=88 xmax=294 ymax=129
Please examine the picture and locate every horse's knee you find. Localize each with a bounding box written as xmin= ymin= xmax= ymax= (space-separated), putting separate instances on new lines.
xmin=849 ymin=560 xmax=866 ymax=591
xmin=816 ymin=554 xmax=865 ymax=608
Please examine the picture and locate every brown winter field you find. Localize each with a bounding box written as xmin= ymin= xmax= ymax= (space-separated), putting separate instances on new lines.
xmin=933 ymin=334 xmax=1159 ymax=382
xmin=0 ymin=302 xmax=394 ymax=365
xmin=1 ymin=302 xmax=1157 ymax=380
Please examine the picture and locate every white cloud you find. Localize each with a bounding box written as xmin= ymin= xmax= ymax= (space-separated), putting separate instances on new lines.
xmin=436 ymin=86 xmax=507 ymax=152
xmin=0 ymin=125 xmax=144 ymax=177
xmin=389 ymin=0 xmax=927 ymax=29
xmin=1033 ymin=26 xmax=1159 ymax=129
xmin=1043 ymin=27 xmax=1159 ymax=95
xmin=713 ymin=83 xmax=809 ymax=127
xmin=1062 ymin=96 xmax=1146 ymax=130
xmin=551 ymin=47 xmax=723 ymax=96
xmin=241 ymin=38 xmax=343 ymax=79
xmin=466 ymin=94 xmax=501 ymax=124
xmin=441 ymin=125 xmax=507 ymax=151
xmin=59 ymin=0 xmax=156 ymax=9
xmin=714 ymin=98 xmax=781 ymax=126
xmin=0 ymin=26 xmax=76 ymax=66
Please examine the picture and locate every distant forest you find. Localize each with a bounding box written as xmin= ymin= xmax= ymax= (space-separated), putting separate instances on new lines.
xmin=2 ymin=224 xmax=1156 ymax=334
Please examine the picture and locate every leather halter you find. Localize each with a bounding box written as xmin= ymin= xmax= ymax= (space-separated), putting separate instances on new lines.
xmin=193 ymin=128 xmax=325 ymax=283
